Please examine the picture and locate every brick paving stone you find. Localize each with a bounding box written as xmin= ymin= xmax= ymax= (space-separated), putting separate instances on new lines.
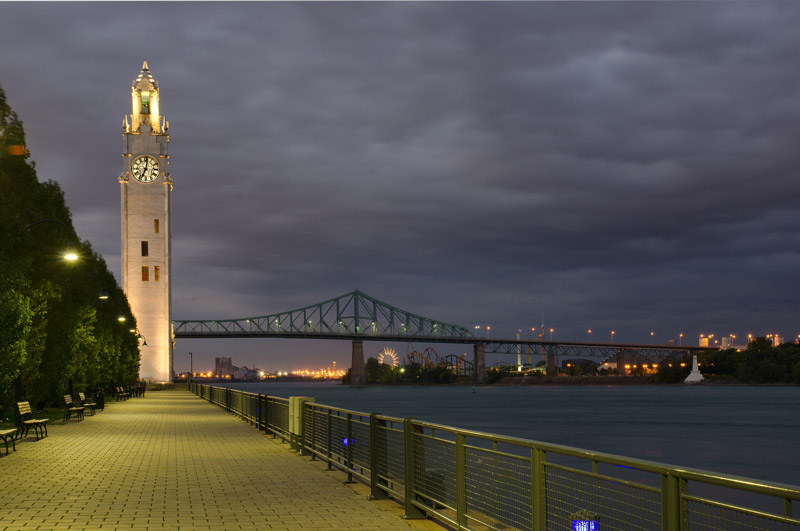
xmin=0 ymin=390 xmax=443 ymax=531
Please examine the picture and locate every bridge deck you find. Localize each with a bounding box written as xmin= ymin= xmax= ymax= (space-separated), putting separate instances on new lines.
xmin=0 ymin=389 xmax=441 ymax=530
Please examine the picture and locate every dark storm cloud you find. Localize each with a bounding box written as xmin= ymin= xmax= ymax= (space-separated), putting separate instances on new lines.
xmin=2 ymin=2 xmax=799 ymax=369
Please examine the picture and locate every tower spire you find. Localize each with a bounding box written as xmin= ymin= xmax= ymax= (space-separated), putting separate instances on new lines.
xmin=131 ymin=61 xmax=161 ymax=133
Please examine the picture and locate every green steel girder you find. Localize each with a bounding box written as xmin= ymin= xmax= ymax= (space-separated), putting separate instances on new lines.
xmin=173 ymin=290 xmax=473 ymax=340
xmin=482 ymin=340 xmax=698 ymax=359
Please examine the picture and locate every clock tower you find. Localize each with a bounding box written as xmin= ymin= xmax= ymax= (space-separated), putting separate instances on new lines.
xmin=120 ymin=61 xmax=173 ymax=382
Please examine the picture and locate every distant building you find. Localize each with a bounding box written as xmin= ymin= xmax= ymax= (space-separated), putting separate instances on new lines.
xmin=699 ymin=336 xmax=710 ymax=347
xmin=215 ymin=357 xmax=233 ymax=377
xmin=721 ymin=337 xmax=733 ymax=349
xmin=233 ymin=367 xmax=260 ymax=381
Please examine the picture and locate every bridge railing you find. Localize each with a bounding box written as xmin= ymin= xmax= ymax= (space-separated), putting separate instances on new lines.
xmin=189 ymin=383 xmax=800 ymax=531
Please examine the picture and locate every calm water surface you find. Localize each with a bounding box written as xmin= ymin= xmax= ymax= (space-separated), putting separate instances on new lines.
xmin=219 ymin=382 xmax=800 ymax=487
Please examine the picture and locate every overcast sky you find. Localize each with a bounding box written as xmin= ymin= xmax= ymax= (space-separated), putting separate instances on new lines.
xmin=2 ymin=2 xmax=799 ymax=373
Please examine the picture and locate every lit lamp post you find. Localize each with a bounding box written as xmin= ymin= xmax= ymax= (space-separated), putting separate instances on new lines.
xmin=650 ymin=331 xmax=655 ymax=344
xmin=550 ymin=328 xmax=554 ymax=341
xmin=26 ymin=219 xmax=79 ymax=262
xmin=486 ymin=325 xmax=491 ymax=338
xmin=474 ymin=325 xmax=480 ymax=337
xmin=679 ymin=333 xmax=683 ymax=346
xmin=611 ymin=330 xmax=615 ymax=343
xmin=587 ymin=329 xmax=592 ymax=341
xmin=16 ymin=219 xmax=80 ymax=403
xmin=133 ymin=329 xmax=147 ymax=347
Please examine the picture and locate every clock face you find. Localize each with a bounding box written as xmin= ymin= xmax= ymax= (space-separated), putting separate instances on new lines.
xmin=131 ymin=155 xmax=160 ymax=183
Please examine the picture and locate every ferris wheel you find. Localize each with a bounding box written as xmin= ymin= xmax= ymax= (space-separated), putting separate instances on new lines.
xmin=377 ymin=347 xmax=399 ymax=367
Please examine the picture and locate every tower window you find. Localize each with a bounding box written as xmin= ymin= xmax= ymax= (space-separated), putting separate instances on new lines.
xmin=141 ymin=266 xmax=149 ymax=282
xmin=141 ymin=92 xmax=150 ymax=114
xmin=154 ymin=266 xmax=160 ymax=282
xmin=154 ymin=219 xmax=160 ymax=234
xmin=141 ymin=241 xmax=149 ymax=257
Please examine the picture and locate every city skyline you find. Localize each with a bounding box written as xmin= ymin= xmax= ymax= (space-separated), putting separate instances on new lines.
xmin=1 ymin=2 xmax=799 ymax=373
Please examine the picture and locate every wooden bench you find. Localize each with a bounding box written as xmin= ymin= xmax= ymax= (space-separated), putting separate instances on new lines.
xmin=0 ymin=427 xmax=17 ymax=454
xmin=78 ymin=392 xmax=97 ymax=416
xmin=15 ymin=401 xmax=49 ymax=440
xmin=116 ymin=387 xmax=131 ymax=401
xmin=63 ymin=395 xmax=85 ymax=421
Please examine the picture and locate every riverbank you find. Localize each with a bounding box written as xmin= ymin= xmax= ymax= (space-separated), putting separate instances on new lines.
xmin=492 ymin=374 xmax=652 ymax=385
xmin=490 ymin=375 xmax=799 ymax=386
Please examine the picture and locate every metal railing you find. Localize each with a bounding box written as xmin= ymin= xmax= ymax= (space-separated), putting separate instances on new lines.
xmin=190 ymin=383 xmax=800 ymax=531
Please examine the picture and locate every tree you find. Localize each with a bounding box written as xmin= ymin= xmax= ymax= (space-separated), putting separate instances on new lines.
xmin=0 ymin=82 xmax=140 ymax=406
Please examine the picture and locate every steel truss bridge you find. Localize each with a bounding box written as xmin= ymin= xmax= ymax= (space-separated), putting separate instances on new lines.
xmin=173 ymin=290 xmax=709 ymax=383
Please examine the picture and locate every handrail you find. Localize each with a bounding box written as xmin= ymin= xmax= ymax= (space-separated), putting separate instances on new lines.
xmin=190 ymin=383 xmax=800 ymax=530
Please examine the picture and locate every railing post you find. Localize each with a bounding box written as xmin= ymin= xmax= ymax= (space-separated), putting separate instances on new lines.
xmin=403 ymin=418 xmax=425 ymax=519
xmin=532 ymin=447 xmax=546 ymax=531
xmin=663 ymin=474 xmax=687 ymax=531
xmin=309 ymin=404 xmax=316 ymax=461
xmin=369 ymin=413 xmax=388 ymax=500
xmin=326 ymin=409 xmax=333 ymax=470
xmin=257 ymin=394 xmax=264 ymax=431
xmin=456 ymin=433 xmax=467 ymax=527
xmin=344 ymin=413 xmax=355 ymax=483
xmin=300 ymin=402 xmax=309 ymax=456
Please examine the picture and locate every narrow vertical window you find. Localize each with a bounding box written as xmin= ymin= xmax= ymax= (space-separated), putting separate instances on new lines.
xmin=141 ymin=92 xmax=150 ymax=114
xmin=141 ymin=241 xmax=149 ymax=257
xmin=154 ymin=219 xmax=160 ymax=234
xmin=141 ymin=266 xmax=149 ymax=282
xmin=154 ymin=266 xmax=160 ymax=282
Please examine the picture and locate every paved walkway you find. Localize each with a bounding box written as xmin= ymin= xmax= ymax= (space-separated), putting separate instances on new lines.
xmin=0 ymin=390 xmax=443 ymax=530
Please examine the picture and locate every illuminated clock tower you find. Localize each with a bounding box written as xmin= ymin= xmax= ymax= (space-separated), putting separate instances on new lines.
xmin=120 ymin=61 xmax=173 ymax=382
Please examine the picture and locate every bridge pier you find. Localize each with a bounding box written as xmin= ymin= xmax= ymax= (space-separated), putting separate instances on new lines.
xmin=351 ymin=339 xmax=366 ymax=387
xmin=547 ymin=351 xmax=557 ymax=376
xmin=473 ymin=343 xmax=486 ymax=383
xmin=616 ymin=351 xmax=626 ymax=375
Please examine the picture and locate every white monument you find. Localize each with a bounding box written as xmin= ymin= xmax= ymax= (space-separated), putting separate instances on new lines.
xmin=683 ymin=355 xmax=704 ymax=384
xmin=120 ymin=62 xmax=173 ymax=382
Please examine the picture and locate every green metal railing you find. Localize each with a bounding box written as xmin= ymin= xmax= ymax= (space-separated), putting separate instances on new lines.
xmin=190 ymin=383 xmax=800 ymax=531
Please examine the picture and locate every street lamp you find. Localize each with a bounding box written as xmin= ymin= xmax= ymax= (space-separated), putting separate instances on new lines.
xmin=587 ymin=329 xmax=592 ymax=341
xmin=611 ymin=330 xmax=615 ymax=343
xmin=549 ymin=328 xmax=554 ymax=341
xmin=486 ymin=325 xmax=491 ymax=338
xmin=132 ymin=328 xmax=147 ymax=347
xmin=650 ymin=331 xmax=655 ymax=344
xmin=679 ymin=333 xmax=683 ymax=346
xmin=26 ymin=219 xmax=79 ymax=262
xmin=475 ymin=325 xmax=480 ymax=337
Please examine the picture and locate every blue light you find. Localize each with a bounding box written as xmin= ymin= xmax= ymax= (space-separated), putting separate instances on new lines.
xmin=572 ymin=521 xmax=597 ymax=531
xmin=342 ymin=437 xmax=354 ymax=447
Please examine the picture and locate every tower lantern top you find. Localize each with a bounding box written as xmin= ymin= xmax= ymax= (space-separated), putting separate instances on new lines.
xmin=130 ymin=60 xmax=163 ymax=134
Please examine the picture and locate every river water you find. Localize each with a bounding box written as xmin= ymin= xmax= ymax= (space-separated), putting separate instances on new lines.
xmin=218 ymin=381 xmax=800 ymax=488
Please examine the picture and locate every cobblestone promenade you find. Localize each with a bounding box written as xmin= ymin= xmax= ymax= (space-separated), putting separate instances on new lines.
xmin=0 ymin=390 xmax=443 ymax=531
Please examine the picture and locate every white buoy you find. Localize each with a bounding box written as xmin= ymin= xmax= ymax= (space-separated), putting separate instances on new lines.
xmin=684 ymin=355 xmax=704 ymax=384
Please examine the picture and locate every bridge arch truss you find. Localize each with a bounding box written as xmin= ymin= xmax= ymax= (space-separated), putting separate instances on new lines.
xmin=173 ymin=290 xmax=473 ymax=341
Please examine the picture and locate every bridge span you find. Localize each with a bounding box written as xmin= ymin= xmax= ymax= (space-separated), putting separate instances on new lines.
xmin=173 ymin=290 xmax=710 ymax=384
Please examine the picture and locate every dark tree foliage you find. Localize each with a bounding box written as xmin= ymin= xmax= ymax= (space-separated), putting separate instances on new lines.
xmin=692 ymin=338 xmax=800 ymax=384
xmin=0 ymin=83 xmax=140 ymax=408
xmin=342 ymin=358 xmax=457 ymax=385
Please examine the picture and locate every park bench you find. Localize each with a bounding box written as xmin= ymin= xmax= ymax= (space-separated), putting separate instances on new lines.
xmin=0 ymin=427 xmax=17 ymax=454
xmin=78 ymin=392 xmax=96 ymax=416
xmin=63 ymin=395 xmax=85 ymax=421
xmin=15 ymin=401 xmax=49 ymax=441
xmin=116 ymin=387 xmax=131 ymax=401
